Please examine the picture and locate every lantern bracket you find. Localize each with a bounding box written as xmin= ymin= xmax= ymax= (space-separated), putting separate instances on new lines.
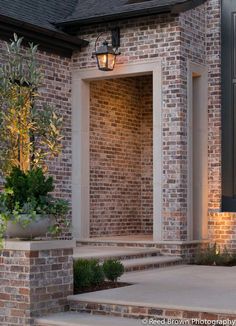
xmin=111 ymin=27 xmax=120 ymax=49
xmin=92 ymin=28 xmax=121 ymax=58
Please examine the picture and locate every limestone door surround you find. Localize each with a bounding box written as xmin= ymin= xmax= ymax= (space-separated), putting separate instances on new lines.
xmin=72 ymin=60 xmax=162 ymax=241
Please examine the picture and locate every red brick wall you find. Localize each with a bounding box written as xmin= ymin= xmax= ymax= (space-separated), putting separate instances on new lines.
xmin=206 ymin=0 xmax=222 ymax=212
xmin=0 ymin=245 xmax=73 ymax=325
xmin=89 ymin=76 xmax=152 ymax=236
xmin=140 ymin=76 xmax=153 ymax=234
xmin=209 ymin=213 xmax=236 ymax=250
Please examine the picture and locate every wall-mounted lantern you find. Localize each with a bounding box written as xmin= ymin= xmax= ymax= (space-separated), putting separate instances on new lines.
xmin=92 ymin=28 xmax=121 ymax=71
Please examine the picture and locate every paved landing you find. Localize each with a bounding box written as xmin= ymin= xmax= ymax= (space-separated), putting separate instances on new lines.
xmin=69 ymin=265 xmax=236 ymax=314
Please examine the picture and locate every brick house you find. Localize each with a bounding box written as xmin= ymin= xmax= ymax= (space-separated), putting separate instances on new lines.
xmin=0 ymin=0 xmax=235 ymax=253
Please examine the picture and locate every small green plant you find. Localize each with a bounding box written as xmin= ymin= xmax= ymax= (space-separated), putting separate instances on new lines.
xmin=195 ymin=243 xmax=236 ymax=266
xmin=90 ymin=259 xmax=105 ymax=286
xmin=74 ymin=259 xmax=94 ymax=290
xmin=103 ymin=259 xmax=124 ymax=282
xmin=73 ymin=259 xmax=104 ymax=291
xmin=195 ymin=243 xmax=218 ymax=265
xmin=215 ymin=246 xmax=232 ymax=266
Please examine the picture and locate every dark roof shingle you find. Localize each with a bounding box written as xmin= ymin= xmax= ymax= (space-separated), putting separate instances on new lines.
xmin=0 ymin=0 xmax=78 ymax=32
xmin=55 ymin=0 xmax=206 ymax=26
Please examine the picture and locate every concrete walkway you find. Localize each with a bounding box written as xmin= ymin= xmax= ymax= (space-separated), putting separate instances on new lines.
xmin=70 ymin=265 xmax=236 ymax=314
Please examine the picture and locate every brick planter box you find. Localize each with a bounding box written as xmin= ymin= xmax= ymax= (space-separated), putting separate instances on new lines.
xmin=0 ymin=240 xmax=74 ymax=326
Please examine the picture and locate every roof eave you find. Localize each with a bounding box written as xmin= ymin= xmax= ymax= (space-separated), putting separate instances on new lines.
xmin=0 ymin=14 xmax=88 ymax=56
xmin=55 ymin=0 xmax=207 ymax=28
xmin=55 ymin=6 xmax=172 ymax=28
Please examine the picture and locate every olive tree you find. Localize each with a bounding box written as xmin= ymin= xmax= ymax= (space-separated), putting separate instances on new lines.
xmin=0 ymin=34 xmax=63 ymax=175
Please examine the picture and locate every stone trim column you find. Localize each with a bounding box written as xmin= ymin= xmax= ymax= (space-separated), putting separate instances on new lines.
xmin=0 ymin=240 xmax=74 ymax=325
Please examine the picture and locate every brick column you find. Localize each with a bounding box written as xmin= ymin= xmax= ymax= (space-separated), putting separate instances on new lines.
xmin=0 ymin=240 xmax=74 ymax=326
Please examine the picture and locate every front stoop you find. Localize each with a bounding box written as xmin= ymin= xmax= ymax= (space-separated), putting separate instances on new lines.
xmin=35 ymin=312 xmax=142 ymax=326
xmin=74 ymin=246 xmax=183 ymax=272
xmin=77 ymin=239 xmax=209 ymax=262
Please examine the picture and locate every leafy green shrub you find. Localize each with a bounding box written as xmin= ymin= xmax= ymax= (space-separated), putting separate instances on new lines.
xmin=103 ymin=259 xmax=124 ymax=282
xmin=73 ymin=259 xmax=104 ymax=290
xmin=90 ymin=259 xmax=105 ymax=286
xmin=1 ymin=166 xmax=69 ymax=216
xmin=74 ymin=259 xmax=93 ymax=290
xmin=4 ymin=167 xmax=54 ymax=211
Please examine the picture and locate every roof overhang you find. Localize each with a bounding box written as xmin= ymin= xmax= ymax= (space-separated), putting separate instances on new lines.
xmin=0 ymin=14 xmax=88 ymax=57
xmin=55 ymin=0 xmax=207 ymax=29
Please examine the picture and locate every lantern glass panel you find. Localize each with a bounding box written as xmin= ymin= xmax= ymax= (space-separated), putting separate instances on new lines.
xmin=107 ymin=53 xmax=116 ymax=70
xmin=96 ymin=53 xmax=116 ymax=71
xmin=97 ymin=54 xmax=107 ymax=70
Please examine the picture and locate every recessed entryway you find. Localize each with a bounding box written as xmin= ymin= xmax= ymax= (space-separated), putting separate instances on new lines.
xmin=72 ymin=61 xmax=162 ymax=241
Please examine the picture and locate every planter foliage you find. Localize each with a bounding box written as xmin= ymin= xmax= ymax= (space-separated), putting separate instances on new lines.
xmin=0 ymin=34 xmax=69 ymax=245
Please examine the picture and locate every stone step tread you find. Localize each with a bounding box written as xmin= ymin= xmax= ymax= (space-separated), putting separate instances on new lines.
xmin=77 ymin=239 xmax=157 ymax=247
xmin=36 ymin=312 xmax=141 ymax=326
xmin=73 ymin=246 xmax=160 ymax=260
xmin=121 ymin=255 xmax=182 ymax=268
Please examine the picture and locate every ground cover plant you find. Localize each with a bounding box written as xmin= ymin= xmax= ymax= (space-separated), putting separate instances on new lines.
xmin=194 ymin=243 xmax=236 ymax=266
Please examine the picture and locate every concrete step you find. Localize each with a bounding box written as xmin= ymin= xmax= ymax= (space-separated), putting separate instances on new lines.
xmin=73 ymin=245 xmax=161 ymax=262
xmin=77 ymin=239 xmax=158 ymax=248
xmin=121 ymin=255 xmax=183 ymax=272
xmin=35 ymin=312 xmax=142 ymax=326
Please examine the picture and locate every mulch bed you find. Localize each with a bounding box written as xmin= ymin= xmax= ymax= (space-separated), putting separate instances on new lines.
xmin=74 ymin=281 xmax=132 ymax=294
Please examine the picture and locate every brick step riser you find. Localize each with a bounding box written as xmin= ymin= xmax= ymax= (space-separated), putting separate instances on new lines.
xmin=69 ymin=301 xmax=236 ymax=322
xmin=124 ymin=259 xmax=183 ymax=272
xmin=73 ymin=252 xmax=161 ymax=262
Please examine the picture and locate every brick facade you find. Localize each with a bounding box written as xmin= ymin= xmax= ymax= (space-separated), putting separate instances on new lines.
xmin=73 ymin=0 xmax=236 ymax=249
xmin=0 ymin=241 xmax=73 ymax=326
xmin=0 ymin=0 xmax=235 ymax=249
